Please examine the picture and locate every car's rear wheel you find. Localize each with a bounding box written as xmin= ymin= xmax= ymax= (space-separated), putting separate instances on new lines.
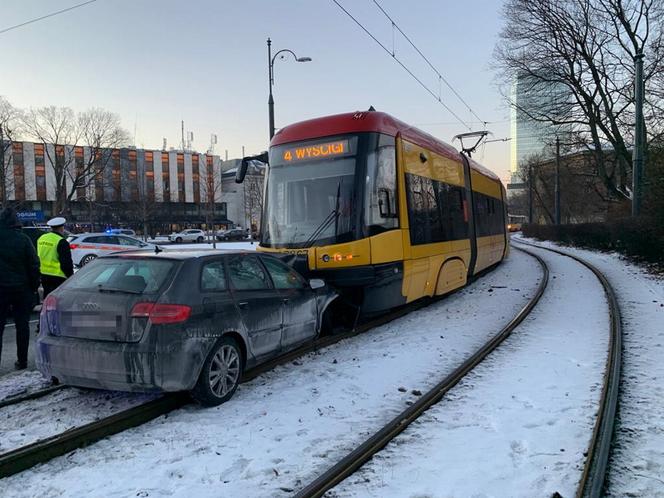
xmin=191 ymin=336 xmax=243 ymax=407
xmin=80 ymin=254 xmax=97 ymax=266
xmin=176 ymin=236 xmax=182 ymax=243
xmin=196 ymin=236 xmax=204 ymax=243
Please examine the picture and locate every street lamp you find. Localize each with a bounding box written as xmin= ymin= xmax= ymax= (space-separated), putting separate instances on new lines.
xmin=267 ymin=37 xmax=312 ymax=140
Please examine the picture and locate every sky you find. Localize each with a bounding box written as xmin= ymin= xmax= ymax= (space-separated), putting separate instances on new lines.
xmin=1 ymin=0 xmax=512 ymax=182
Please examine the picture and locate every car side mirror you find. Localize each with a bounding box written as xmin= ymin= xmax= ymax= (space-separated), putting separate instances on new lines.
xmin=309 ymin=278 xmax=326 ymax=290
xmin=236 ymin=151 xmax=268 ymax=184
xmin=378 ymin=188 xmax=396 ymax=218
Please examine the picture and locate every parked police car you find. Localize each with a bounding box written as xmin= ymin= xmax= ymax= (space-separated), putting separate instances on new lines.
xmin=67 ymin=232 xmax=157 ymax=266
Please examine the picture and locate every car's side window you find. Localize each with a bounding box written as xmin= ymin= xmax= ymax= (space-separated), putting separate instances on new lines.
xmin=118 ymin=236 xmax=142 ymax=247
xmin=85 ymin=235 xmax=119 ymax=244
xmin=227 ymin=255 xmax=270 ymax=291
xmin=261 ymin=257 xmax=306 ymax=290
xmin=201 ymin=260 xmax=228 ymax=292
xmin=103 ymin=236 xmax=120 ymax=245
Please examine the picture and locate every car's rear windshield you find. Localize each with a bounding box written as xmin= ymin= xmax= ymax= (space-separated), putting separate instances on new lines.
xmin=65 ymin=258 xmax=177 ymax=294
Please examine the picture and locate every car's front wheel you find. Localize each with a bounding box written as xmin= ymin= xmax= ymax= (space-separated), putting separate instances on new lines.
xmin=175 ymin=236 xmax=182 ymax=243
xmin=80 ymin=254 xmax=97 ymax=266
xmin=191 ymin=336 xmax=243 ymax=407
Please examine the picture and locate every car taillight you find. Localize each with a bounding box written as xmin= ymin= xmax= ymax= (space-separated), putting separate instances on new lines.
xmin=41 ymin=295 xmax=58 ymax=335
xmin=130 ymin=302 xmax=191 ymax=324
xmin=69 ymin=243 xmax=79 ymax=250
xmin=42 ymin=295 xmax=57 ymax=313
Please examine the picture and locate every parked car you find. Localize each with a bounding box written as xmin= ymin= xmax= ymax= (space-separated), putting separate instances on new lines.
xmin=67 ymin=232 xmax=157 ymax=266
xmin=169 ymin=229 xmax=205 ymax=243
xmin=108 ymin=228 xmax=136 ymax=237
xmin=216 ymin=228 xmax=247 ymax=241
xmin=36 ymin=249 xmax=337 ymax=406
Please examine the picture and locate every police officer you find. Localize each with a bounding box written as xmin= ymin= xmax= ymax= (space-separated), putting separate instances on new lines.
xmin=37 ymin=217 xmax=74 ymax=299
xmin=0 ymin=207 xmax=40 ymax=370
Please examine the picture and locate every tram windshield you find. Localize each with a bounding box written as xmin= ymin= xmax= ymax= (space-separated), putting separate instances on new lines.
xmin=262 ymin=136 xmax=359 ymax=248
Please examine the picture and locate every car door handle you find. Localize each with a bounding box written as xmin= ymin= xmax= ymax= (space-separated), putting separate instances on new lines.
xmin=237 ymin=301 xmax=249 ymax=309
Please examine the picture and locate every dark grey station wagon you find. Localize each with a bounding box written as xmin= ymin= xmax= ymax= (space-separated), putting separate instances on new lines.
xmin=36 ymin=249 xmax=337 ymax=406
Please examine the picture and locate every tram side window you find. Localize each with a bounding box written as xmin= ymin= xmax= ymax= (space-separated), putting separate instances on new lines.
xmin=406 ymin=173 xmax=468 ymax=245
xmin=407 ymin=175 xmax=429 ymax=244
xmin=438 ymin=183 xmax=468 ymax=240
xmin=365 ymin=134 xmax=398 ymax=235
xmin=474 ymin=192 xmax=504 ymax=237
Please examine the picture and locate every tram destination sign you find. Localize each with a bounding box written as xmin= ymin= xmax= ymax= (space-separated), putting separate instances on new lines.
xmin=281 ymin=139 xmax=350 ymax=163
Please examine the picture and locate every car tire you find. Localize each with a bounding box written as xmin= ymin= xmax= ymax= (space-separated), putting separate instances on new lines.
xmin=176 ymin=237 xmax=183 ymax=243
xmin=197 ymin=236 xmax=204 ymax=243
xmin=191 ymin=336 xmax=243 ymax=407
xmin=80 ymin=254 xmax=97 ymax=266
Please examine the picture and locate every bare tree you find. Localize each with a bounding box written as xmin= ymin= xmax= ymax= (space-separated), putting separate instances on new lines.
xmin=243 ymin=172 xmax=264 ymax=236
xmin=22 ymin=106 xmax=129 ymax=214
xmin=199 ymin=158 xmax=223 ymax=248
xmin=134 ymin=157 xmax=158 ymax=241
xmin=78 ymin=108 xmax=130 ymax=207
xmin=495 ymin=0 xmax=664 ymax=200
xmin=519 ymin=148 xmax=628 ymax=223
xmin=0 ymin=97 xmax=22 ymax=209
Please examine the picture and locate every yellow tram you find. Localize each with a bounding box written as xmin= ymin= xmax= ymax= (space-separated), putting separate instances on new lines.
xmin=237 ymin=110 xmax=508 ymax=318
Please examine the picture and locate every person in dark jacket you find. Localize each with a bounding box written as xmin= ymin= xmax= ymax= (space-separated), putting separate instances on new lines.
xmin=37 ymin=216 xmax=74 ymax=299
xmin=0 ymin=207 xmax=40 ymax=370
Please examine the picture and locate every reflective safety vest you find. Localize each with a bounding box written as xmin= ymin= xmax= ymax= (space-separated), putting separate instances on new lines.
xmin=37 ymin=232 xmax=66 ymax=278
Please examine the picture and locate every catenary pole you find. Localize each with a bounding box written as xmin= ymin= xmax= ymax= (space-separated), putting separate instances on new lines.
xmin=528 ymin=164 xmax=533 ymax=224
xmin=267 ymin=38 xmax=275 ymax=141
xmin=555 ymin=137 xmax=561 ymax=225
xmin=632 ymin=51 xmax=645 ymax=217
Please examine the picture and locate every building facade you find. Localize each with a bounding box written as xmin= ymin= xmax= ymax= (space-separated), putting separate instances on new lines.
xmin=220 ymin=159 xmax=265 ymax=234
xmin=1 ymin=141 xmax=235 ymax=234
xmin=509 ymin=74 xmax=573 ymax=184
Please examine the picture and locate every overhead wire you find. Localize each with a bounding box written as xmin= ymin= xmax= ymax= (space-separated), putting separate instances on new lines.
xmin=330 ymin=0 xmax=472 ymax=131
xmin=371 ymin=0 xmax=486 ymax=126
xmin=0 ymin=0 xmax=98 ymax=36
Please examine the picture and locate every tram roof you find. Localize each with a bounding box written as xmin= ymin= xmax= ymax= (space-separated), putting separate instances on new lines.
xmin=271 ymin=111 xmax=500 ymax=182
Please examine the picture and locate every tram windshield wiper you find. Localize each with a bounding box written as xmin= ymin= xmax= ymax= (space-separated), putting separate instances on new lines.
xmin=304 ymin=181 xmax=341 ymax=248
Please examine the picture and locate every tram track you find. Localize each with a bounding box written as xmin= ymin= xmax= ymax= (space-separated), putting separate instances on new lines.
xmin=292 ymin=240 xmax=621 ymax=498
xmin=512 ymin=238 xmax=622 ymax=498
xmin=0 ymin=255 xmax=530 ymax=480
xmin=294 ymin=246 xmax=550 ymax=498
xmin=0 ymin=383 xmax=66 ymax=410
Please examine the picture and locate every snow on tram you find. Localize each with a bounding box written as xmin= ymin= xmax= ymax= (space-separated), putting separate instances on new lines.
xmin=236 ymin=110 xmax=509 ymax=324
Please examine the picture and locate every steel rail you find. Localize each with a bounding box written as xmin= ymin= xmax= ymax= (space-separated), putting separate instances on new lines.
xmin=0 ymin=252 xmax=526 ymax=481
xmin=0 ymin=393 xmax=189 ymax=478
xmin=0 ymin=384 xmax=67 ymax=410
xmin=294 ymin=247 xmax=549 ymax=498
xmin=512 ymin=239 xmax=621 ymax=498
xmin=0 ymin=276 xmax=465 ymax=479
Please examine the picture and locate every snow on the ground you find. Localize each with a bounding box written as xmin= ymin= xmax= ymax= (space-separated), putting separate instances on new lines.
xmin=0 ymin=252 xmax=541 ymax=497
xmin=515 ymin=236 xmax=664 ymax=497
xmin=0 ymin=388 xmax=158 ymax=452
xmin=0 ymin=370 xmax=51 ymax=402
xmin=329 ymin=243 xmax=610 ymax=497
